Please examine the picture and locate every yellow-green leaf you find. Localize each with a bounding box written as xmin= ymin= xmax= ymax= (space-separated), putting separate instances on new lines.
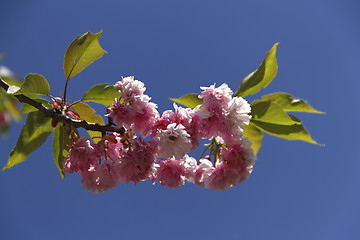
xmin=53 ymin=124 xmax=77 ymax=179
xmin=53 ymin=124 xmax=66 ymax=179
xmin=20 ymin=99 xmax=52 ymax=114
xmin=82 ymin=83 xmax=119 ymax=106
xmin=251 ymin=115 xmax=320 ymax=145
xmin=71 ymin=102 xmax=104 ymax=142
xmin=71 ymin=102 xmax=104 ymax=124
xmin=250 ymin=100 xmax=299 ymax=125
xmin=234 ymin=43 xmax=279 ymax=98
xmin=169 ymin=93 xmax=203 ymax=108
xmin=243 ymin=123 xmax=263 ymax=158
xmin=7 ymin=73 xmax=50 ymax=95
xmin=259 ymin=92 xmax=324 ymax=114
xmin=63 ymin=31 xmax=107 ymax=80
xmin=2 ymin=111 xmax=53 ymax=170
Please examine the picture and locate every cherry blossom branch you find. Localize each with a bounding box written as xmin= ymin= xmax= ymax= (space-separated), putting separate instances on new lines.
xmin=0 ymin=77 xmax=125 ymax=134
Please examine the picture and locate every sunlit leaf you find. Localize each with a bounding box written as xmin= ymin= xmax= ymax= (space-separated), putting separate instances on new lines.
xmin=0 ymin=75 xmax=23 ymax=87
xmin=63 ymin=31 xmax=107 ymax=80
xmin=169 ymin=93 xmax=203 ymax=108
xmin=20 ymin=98 xmax=52 ymax=114
xmin=82 ymin=83 xmax=119 ymax=106
xmin=243 ymin=123 xmax=263 ymax=158
xmin=7 ymin=73 xmax=50 ymax=95
xmin=234 ymin=43 xmax=279 ymax=98
xmin=53 ymin=124 xmax=66 ymax=179
xmin=53 ymin=124 xmax=76 ymax=179
xmin=259 ymin=92 xmax=324 ymax=114
xmin=2 ymin=111 xmax=53 ymax=170
xmin=251 ymin=115 xmax=320 ymax=145
xmin=250 ymin=100 xmax=299 ymax=125
xmin=71 ymin=102 xmax=104 ymax=124
xmin=71 ymin=102 xmax=104 ymax=142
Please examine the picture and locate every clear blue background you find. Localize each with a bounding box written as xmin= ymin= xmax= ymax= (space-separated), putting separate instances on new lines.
xmin=1 ymin=0 xmax=359 ymax=239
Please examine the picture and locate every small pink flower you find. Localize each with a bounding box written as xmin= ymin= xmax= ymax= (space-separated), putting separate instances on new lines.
xmin=193 ymin=159 xmax=214 ymax=186
xmin=113 ymin=138 xmax=158 ymax=184
xmin=115 ymin=76 xmax=146 ymax=105
xmin=156 ymin=123 xmax=192 ymax=159
xmin=153 ymin=159 xmax=186 ymax=188
xmin=131 ymin=102 xmax=159 ymax=137
xmin=223 ymin=97 xmax=251 ymax=144
xmin=198 ymin=84 xmax=232 ymax=140
xmin=199 ymin=83 xmax=233 ymax=109
xmin=181 ymin=155 xmax=198 ymax=183
xmin=108 ymin=77 xmax=159 ymax=137
xmin=107 ymin=99 xmax=159 ymax=137
xmin=203 ymin=140 xmax=255 ymax=191
xmin=203 ymin=163 xmax=235 ymax=191
xmin=197 ymin=84 xmax=252 ymax=144
xmin=80 ymin=161 xmax=124 ymax=194
xmin=64 ymin=137 xmax=102 ymax=174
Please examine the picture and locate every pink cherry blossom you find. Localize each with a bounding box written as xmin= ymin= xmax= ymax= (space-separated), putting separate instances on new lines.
xmin=153 ymin=159 xmax=186 ymax=188
xmin=181 ymin=155 xmax=198 ymax=183
xmin=174 ymin=105 xmax=210 ymax=149
xmin=156 ymin=123 xmax=192 ymax=159
xmin=193 ymin=158 xmax=214 ymax=186
xmin=198 ymin=84 xmax=231 ymax=140
xmin=65 ymin=77 xmax=255 ymax=193
xmin=63 ymin=137 xmax=102 ymax=174
xmin=80 ymin=161 xmax=124 ymax=194
xmin=103 ymin=133 xmax=125 ymax=162
xmin=199 ymin=83 xmax=233 ymax=109
xmin=108 ymin=76 xmax=159 ymax=137
xmin=197 ymin=83 xmax=251 ymax=144
xmin=203 ymin=139 xmax=254 ymax=191
xmin=152 ymin=104 xmax=209 ymax=152
xmin=115 ymin=76 xmax=146 ymax=104
xmin=223 ymin=97 xmax=251 ymax=144
xmin=113 ymin=137 xmax=158 ymax=184
xmin=107 ymin=99 xmax=159 ymax=137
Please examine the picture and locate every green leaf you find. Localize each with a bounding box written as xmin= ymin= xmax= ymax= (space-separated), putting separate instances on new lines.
xmin=250 ymin=100 xmax=300 ymax=125
xmin=53 ymin=124 xmax=66 ymax=179
xmin=243 ymin=123 xmax=263 ymax=158
xmin=82 ymin=83 xmax=119 ymax=106
xmin=259 ymin=92 xmax=324 ymax=114
xmin=7 ymin=73 xmax=50 ymax=95
xmin=53 ymin=124 xmax=76 ymax=179
xmin=20 ymin=98 xmax=52 ymax=114
xmin=71 ymin=102 xmax=104 ymax=124
xmin=251 ymin=115 xmax=320 ymax=144
xmin=169 ymin=93 xmax=203 ymax=108
xmin=0 ymin=75 xmax=23 ymax=88
xmin=2 ymin=111 xmax=53 ymax=170
xmin=71 ymin=102 xmax=104 ymax=141
xmin=63 ymin=31 xmax=107 ymax=80
xmin=234 ymin=43 xmax=279 ymax=98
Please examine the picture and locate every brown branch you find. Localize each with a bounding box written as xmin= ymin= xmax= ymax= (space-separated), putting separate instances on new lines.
xmin=0 ymin=77 xmax=125 ymax=134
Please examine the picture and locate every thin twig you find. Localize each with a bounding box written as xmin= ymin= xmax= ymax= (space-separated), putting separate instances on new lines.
xmin=0 ymin=77 xmax=125 ymax=134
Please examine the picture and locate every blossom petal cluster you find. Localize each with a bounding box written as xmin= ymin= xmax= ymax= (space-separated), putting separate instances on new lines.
xmin=65 ymin=77 xmax=254 ymax=193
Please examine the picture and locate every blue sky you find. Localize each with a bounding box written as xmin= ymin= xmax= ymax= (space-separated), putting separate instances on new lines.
xmin=1 ymin=0 xmax=359 ymax=239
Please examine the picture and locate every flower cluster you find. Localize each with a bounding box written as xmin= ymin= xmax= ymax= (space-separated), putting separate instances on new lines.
xmin=65 ymin=76 xmax=254 ymax=193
